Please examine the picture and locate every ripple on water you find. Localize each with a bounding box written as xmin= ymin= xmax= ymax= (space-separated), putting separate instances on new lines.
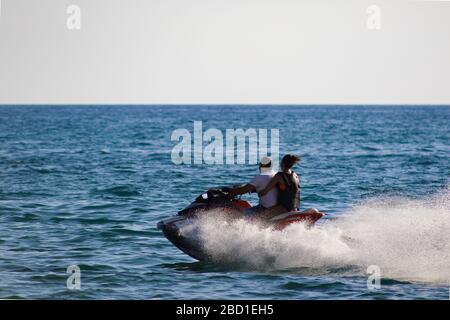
xmin=91 ymin=185 xmax=142 ymax=198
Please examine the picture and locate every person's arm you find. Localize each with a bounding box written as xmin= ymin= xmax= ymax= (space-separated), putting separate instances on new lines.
xmin=258 ymin=174 xmax=281 ymax=197
xmin=227 ymin=184 xmax=255 ymax=196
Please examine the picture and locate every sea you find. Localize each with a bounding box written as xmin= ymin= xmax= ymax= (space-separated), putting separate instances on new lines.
xmin=0 ymin=105 xmax=449 ymax=299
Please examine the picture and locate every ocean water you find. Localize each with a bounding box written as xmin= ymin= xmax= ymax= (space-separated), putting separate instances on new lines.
xmin=0 ymin=105 xmax=449 ymax=300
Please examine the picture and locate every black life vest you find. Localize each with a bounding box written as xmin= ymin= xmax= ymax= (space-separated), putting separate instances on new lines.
xmin=277 ymin=171 xmax=300 ymax=212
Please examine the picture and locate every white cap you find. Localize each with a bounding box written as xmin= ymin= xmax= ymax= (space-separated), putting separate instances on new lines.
xmin=259 ymin=156 xmax=272 ymax=167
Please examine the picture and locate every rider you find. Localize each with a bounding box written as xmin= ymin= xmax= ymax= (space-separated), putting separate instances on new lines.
xmin=259 ymin=154 xmax=301 ymax=212
xmin=225 ymin=157 xmax=278 ymax=216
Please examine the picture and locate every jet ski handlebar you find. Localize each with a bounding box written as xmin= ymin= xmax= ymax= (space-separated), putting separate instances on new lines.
xmin=195 ymin=186 xmax=245 ymax=203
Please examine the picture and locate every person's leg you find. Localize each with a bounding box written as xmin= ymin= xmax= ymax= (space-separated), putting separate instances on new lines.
xmin=244 ymin=205 xmax=263 ymax=216
xmin=258 ymin=205 xmax=287 ymax=220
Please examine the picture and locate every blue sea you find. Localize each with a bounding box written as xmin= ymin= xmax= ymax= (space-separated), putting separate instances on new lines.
xmin=0 ymin=105 xmax=449 ymax=300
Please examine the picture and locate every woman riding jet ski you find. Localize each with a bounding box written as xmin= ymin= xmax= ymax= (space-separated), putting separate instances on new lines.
xmin=157 ymin=155 xmax=325 ymax=261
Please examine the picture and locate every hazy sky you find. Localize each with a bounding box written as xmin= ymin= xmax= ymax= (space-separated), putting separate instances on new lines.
xmin=0 ymin=0 xmax=449 ymax=104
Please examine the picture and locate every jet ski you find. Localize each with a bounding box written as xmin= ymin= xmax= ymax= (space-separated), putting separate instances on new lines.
xmin=157 ymin=187 xmax=326 ymax=261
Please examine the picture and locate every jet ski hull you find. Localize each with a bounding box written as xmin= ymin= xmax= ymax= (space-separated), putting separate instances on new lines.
xmin=157 ymin=209 xmax=325 ymax=261
xmin=157 ymin=216 xmax=208 ymax=261
xmin=157 ymin=188 xmax=325 ymax=261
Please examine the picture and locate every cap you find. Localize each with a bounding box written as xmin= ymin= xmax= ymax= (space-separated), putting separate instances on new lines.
xmin=259 ymin=156 xmax=272 ymax=167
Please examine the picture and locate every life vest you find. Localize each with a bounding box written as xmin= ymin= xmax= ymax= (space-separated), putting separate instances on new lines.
xmin=277 ymin=171 xmax=300 ymax=212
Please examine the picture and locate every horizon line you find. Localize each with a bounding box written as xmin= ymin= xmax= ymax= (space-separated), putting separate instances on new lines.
xmin=1 ymin=103 xmax=450 ymax=107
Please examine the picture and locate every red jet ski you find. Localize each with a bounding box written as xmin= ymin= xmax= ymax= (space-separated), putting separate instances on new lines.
xmin=157 ymin=188 xmax=325 ymax=261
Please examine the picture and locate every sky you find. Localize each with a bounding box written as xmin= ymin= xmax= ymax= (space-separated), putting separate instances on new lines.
xmin=0 ymin=0 xmax=449 ymax=104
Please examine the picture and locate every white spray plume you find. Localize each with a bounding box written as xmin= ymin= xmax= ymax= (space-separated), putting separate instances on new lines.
xmin=181 ymin=189 xmax=450 ymax=284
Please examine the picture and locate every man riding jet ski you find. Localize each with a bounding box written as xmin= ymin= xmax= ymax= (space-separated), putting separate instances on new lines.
xmin=157 ymin=155 xmax=325 ymax=261
xmin=222 ymin=156 xmax=278 ymax=217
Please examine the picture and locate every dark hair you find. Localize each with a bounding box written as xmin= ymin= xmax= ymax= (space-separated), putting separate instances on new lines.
xmin=281 ymin=154 xmax=300 ymax=169
xmin=259 ymin=161 xmax=272 ymax=168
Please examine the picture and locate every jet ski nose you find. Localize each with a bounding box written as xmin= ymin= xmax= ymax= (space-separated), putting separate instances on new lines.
xmin=156 ymin=221 xmax=165 ymax=230
xmin=157 ymin=216 xmax=186 ymax=231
